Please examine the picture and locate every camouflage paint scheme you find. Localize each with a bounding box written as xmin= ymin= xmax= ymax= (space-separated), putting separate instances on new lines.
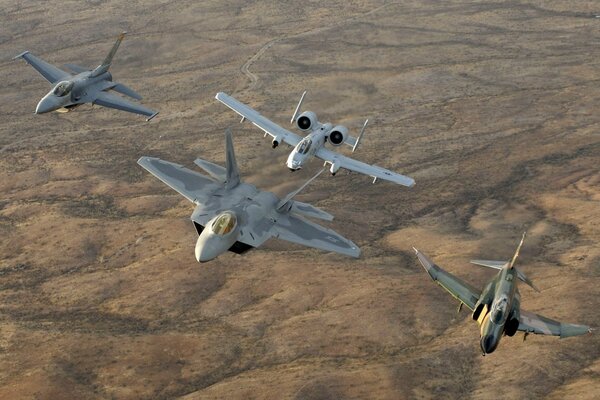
xmin=414 ymin=234 xmax=591 ymax=355
xmin=14 ymin=32 xmax=158 ymax=120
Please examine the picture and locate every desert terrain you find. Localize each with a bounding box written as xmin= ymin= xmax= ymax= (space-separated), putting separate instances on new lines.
xmin=0 ymin=0 xmax=599 ymax=399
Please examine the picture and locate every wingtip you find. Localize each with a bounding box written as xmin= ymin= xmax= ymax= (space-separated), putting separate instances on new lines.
xmin=13 ymin=51 xmax=29 ymax=60
xmin=413 ymin=247 xmax=419 ymax=254
xmin=146 ymin=111 xmax=159 ymax=121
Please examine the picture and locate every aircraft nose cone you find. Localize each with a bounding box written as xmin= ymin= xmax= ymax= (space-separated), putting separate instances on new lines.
xmin=195 ymin=242 xmax=216 ymax=263
xmin=480 ymin=335 xmax=499 ymax=355
xmin=35 ymin=97 xmax=56 ymax=114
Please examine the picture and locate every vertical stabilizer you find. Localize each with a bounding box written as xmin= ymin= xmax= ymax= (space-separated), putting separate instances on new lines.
xmin=224 ymin=129 xmax=241 ymax=189
xmin=91 ymin=32 xmax=126 ymax=77
xmin=509 ymin=232 xmax=526 ymax=269
xmin=277 ymin=169 xmax=324 ymax=210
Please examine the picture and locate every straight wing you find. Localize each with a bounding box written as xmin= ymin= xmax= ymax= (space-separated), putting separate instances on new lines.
xmin=138 ymin=157 xmax=220 ymax=204
xmin=215 ymin=92 xmax=302 ymax=147
xmin=316 ymin=147 xmax=415 ymax=187
xmin=93 ymin=91 xmax=158 ymax=120
xmin=414 ymin=248 xmax=481 ymax=311
xmin=14 ymin=51 xmax=71 ymax=83
xmin=518 ymin=310 xmax=591 ymax=338
xmin=272 ymin=214 xmax=360 ymax=258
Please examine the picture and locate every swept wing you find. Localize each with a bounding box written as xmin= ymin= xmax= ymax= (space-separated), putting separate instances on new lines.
xmin=137 ymin=157 xmax=220 ymax=204
xmin=14 ymin=52 xmax=71 ymax=83
xmin=215 ymin=92 xmax=302 ymax=147
xmin=414 ymin=248 xmax=481 ymax=310
xmin=518 ymin=310 xmax=591 ymax=338
xmin=273 ymin=214 xmax=360 ymax=258
xmin=94 ymin=91 xmax=158 ymax=120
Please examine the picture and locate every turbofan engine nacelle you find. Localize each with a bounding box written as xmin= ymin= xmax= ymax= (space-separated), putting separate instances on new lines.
xmin=272 ymin=135 xmax=283 ymax=148
xmin=296 ymin=111 xmax=317 ymax=131
xmin=328 ymin=125 xmax=348 ymax=146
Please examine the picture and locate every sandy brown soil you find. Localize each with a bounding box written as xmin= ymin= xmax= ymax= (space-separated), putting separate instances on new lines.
xmin=0 ymin=1 xmax=599 ymax=399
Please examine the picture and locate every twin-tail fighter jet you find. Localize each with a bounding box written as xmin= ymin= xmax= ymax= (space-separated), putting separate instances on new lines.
xmin=414 ymin=233 xmax=591 ymax=355
xmin=216 ymin=91 xmax=415 ymax=186
xmin=14 ymin=32 xmax=158 ymax=120
xmin=138 ymin=129 xmax=360 ymax=262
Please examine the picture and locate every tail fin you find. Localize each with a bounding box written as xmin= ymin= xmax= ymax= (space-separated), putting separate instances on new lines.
xmin=224 ymin=128 xmax=240 ymax=189
xmin=352 ymin=119 xmax=368 ymax=152
xmin=509 ymin=232 xmax=526 ymax=269
xmin=277 ymin=169 xmax=324 ymax=210
xmin=91 ymin=32 xmax=126 ymax=77
xmin=290 ymin=90 xmax=307 ymax=123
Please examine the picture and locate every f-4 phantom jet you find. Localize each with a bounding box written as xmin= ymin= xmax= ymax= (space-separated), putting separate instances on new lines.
xmin=414 ymin=234 xmax=591 ymax=355
xmin=138 ymin=129 xmax=360 ymax=262
xmin=14 ymin=32 xmax=158 ymax=120
xmin=216 ymin=91 xmax=415 ymax=186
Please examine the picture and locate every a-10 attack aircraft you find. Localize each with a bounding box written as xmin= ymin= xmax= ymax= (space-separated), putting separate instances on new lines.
xmin=14 ymin=32 xmax=158 ymax=120
xmin=138 ymin=129 xmax=360 ymax=262
xmin=215 ymin=91 xmax=415 ymax=187
xmin=414 ymin=233 xmax=591 ymax=355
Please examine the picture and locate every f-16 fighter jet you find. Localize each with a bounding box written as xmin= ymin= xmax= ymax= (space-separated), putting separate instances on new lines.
xmin=215 ymin=91 xmax=414 ymax=186
xmin=414 ymin=234 xmax=591 ymax=355
xmin=138 ymin=129 xmax=360 ymax=262
xmin=14 ymin=32 xmax=158 ymax=120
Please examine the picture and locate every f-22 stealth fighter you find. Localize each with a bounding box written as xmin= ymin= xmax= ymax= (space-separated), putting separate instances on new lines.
xmin=138 ymin=130 xmax=360 ymax=262
xmin=414 ymin=234 xmax=591 ymax=355
xmin=14 ymin=32 xmax=158 ymax=120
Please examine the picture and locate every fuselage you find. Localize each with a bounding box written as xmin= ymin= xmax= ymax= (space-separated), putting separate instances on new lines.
xmin=190 ymin=182 xmax=279 ymax=262
xmin=476 ymin=266 xmax=520 ymax=354
xmin=286 ymin=123 xmax=331 ymax=171
xmin=35 ymin=71 xmax=112 ymax=114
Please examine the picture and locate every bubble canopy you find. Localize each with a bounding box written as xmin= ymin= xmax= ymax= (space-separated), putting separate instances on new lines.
xmin=211 ymin=212 xmax=237 ymax=235
xmin=53 ymin=81 xmax=74 ymax=97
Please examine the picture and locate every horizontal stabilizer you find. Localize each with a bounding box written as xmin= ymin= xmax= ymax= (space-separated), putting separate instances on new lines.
xmin=112 ymin=83 xmax=142 ymax=100
xmin=470 ymin=260 xmax=507 ymax=269
xmin=64 ymin=63 xmax=89 ymax=73
xmin=194 ymin=159 xmax=226 ymax=182
xmin=276 ymin=169 xmax=324 ymax=211
xmin=290 ymin=201 xmax=333 ymax=221
xmin=514 ymin=267 xmax=540 ymax=292
xmin=470 ymin=260 xmax=539 ymax=291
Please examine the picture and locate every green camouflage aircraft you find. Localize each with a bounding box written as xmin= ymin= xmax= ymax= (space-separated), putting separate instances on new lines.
xmin=414 ymin=233 xmax=592 ymax=355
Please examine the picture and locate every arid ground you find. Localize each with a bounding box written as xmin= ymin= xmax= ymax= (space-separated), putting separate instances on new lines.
xmin=0 ymin=1 xmax=599 ymax=399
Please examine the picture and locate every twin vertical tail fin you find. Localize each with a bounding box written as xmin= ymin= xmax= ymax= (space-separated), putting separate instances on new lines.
xmin=290 ymin=90 xmax=307 ymax=123
xmin=277 ymin=169 xmax=324 ymax=211
xmin=224 ymin=128 xmax=241 ymax=189
xmin=91 ymin=31 xmax=126 ymax=77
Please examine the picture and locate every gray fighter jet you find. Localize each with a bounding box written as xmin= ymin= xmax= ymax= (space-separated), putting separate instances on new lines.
xmin=14 ymin=32 xmax=158 ymax=120
xmin=414 ymin=234 xmax=591 ymax=355
xmin=138 ymin=130 xmax=360 ymax=262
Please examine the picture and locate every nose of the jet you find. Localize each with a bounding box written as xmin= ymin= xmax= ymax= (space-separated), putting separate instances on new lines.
xmin=480 ymin=335 xmax=499 ymax=355
xmin=35 ymin=97 xmax=55 ymax=114
xmin=195 ymin=241 xmax=216 ymax=263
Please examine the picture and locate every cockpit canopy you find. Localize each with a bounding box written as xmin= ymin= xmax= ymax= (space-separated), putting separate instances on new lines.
xmin=211 ymin=212 xmax=237 ymax=236
xmin=296 ymin=138 xmax=312 ymax=155
xmin=53 ymin=81 xmax=74 ymax=97
xmin=490 ymin=296 xmax=509 ymax=324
